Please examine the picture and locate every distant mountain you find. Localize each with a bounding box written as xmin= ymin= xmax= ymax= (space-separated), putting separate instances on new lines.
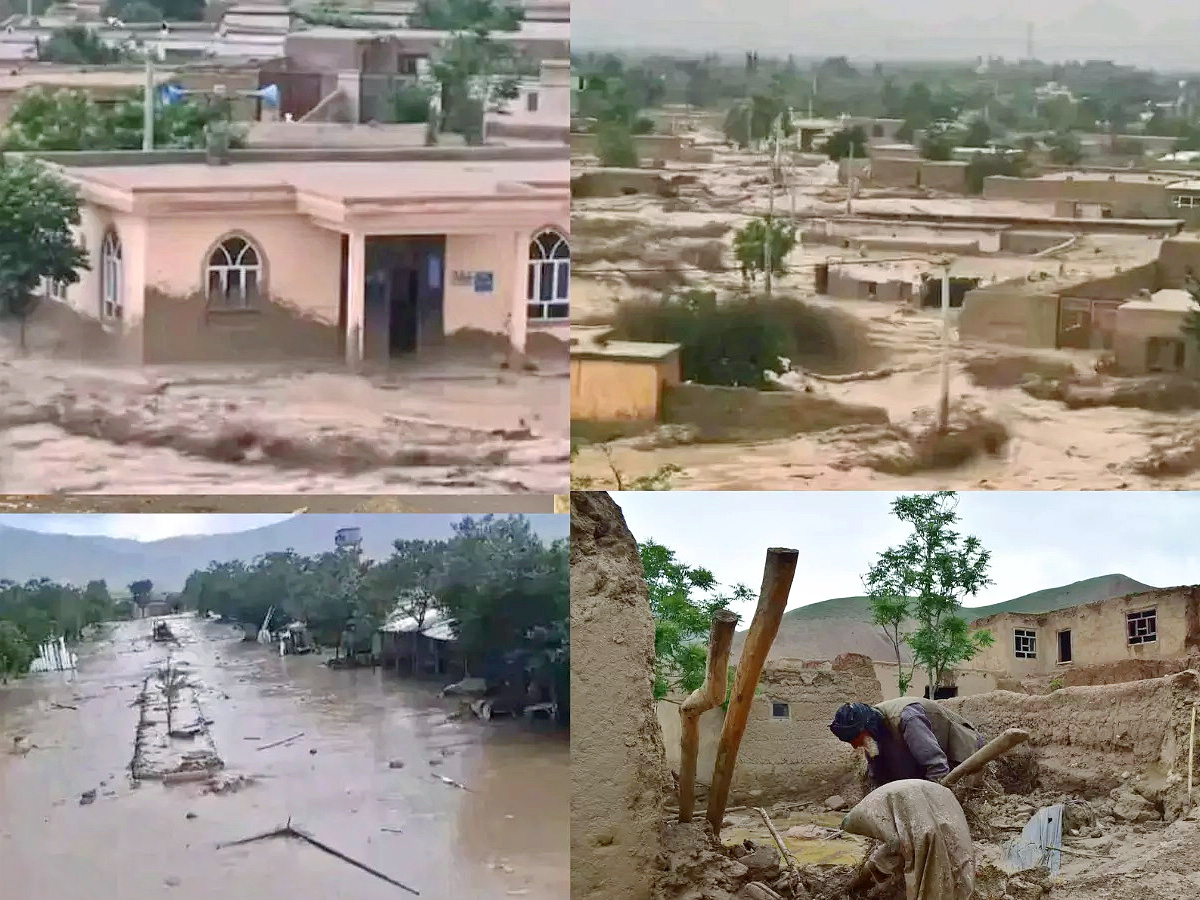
xmin=0 ymin=514 xmax=567 ymax=591
xmin=732 ymin=574 xmax=1160 ymax=663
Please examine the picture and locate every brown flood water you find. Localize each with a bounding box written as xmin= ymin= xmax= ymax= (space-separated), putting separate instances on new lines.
xmin=0 ymin=615 xmax=568 ymax=899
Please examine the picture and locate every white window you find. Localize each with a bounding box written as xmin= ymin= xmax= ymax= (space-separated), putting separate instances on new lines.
xmin=100 ymin=230 xmax=123 ymax=320
xmin=770 ymin=701 xmax=789 ymax=719
xmin=526 ymin=229 xmax=569 ymax=321
xmin=42 ymin=277 xmax=67 ymax=302
xmin=1127 ymin=609 xmax=1157 ymax=645
xmin=206 ymin=235 xmax=262 ymax=309
xmin=1014 ymin=628 xmax=1037 ymax=659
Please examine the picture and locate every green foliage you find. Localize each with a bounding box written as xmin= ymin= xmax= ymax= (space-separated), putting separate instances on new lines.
xmin=733 ymin=217 xmax=797 ymax=285
xmin=0 ymin=620 xmax=35 ymax=683
xmin=574 ymin=58 xmax=665 ymax=129
xmin=129 ymin=580 xmax=153 ymax=610
xmin=961 ymin=116 xmax=991 ymax=147
xmin=862 ymin=491 xmax=995 ymax=696
xmin=611 ymin=289 xmax=848 ymax=389
xmin=964 ymin=152 xmax=1026 ymax=195
xmin=1049 ymin=676 xmax=1063 ymax=692
xmin=0 ymin=577 xmax=122 ymax=657
xmin=640 ymin=539 xmax=751 ymax=700
xmin=390 ymin=82 xmax=435 ymax=124
xmin=596 ymin=121 xmax=638 ymax=167
xmin=1181 ymin=273 xmax=1200 ymax=351
xmin=722 ymin=95 xmax=791 ymax=147
xmin=409 ymin=0 xmax=523 ymax=30
xmin=1046 ymin=131 xmax=1083 ymax=165
xmin=3 ymin=87 xmax=244 ymax=152
xmin=110 ymin=0 xmax=164 ymax=20
xmin=920 ymin=132 xmax=955 ymax=161
xmin=822 ymin=126 xmax=867 ymax=161
xmin=39 ymin=26 xmax=128 ymax=65
xmin=102 ymin=0 xmax=204 ymax=20
xmin=0 ymin=158 xmax=88 ymax=347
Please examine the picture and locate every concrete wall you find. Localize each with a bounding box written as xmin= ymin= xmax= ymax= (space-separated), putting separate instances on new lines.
xmin=1113 ymin=305 xmax=1200 ymax=376
xmin=570 ymin=492 xmax=670 ymax=900
xmin=657 ymin=655 xmax=880 ymax=804
xmin=662 ymin=382 xmax=888 ymax=440
xmin=869 ymin=156 xmax=921 ymax=187
xmin=569 ymin=132 xmax=689 ymax=163
xmin=920 ymin=161 xmax=968 ymax=193
xmin=983 ymin=175 xmax=1171 ymax=218
xmin=442 ymin=231 xmax=524 ymax=338
xmin=970 ymin=587 xmax=1200 ymax=676
xmin=570 ymin=355 xmax=680 ymax=421
xmin=959 ymin=285 xmax=1060 ymax=347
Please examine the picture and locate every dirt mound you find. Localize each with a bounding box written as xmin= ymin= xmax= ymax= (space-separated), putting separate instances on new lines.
xmin=1022 ymin=373 xmax=1200 ymax=412
xmin=829 ymin=402 xmax=1009 ymax=475
xmin=966 ymin=354 xmax=1077 ymax=390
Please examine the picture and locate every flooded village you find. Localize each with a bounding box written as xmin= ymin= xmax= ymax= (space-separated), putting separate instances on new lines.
xmin=0 ymin=512 xmax=569 ymax=898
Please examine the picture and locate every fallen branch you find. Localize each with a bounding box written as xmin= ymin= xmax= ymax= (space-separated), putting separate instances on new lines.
xmin=216 ymin=819 xmax=419 ymax=895
xmin=432 ymin=774 xmax=471 ymax=792
xmin=51 ymin=702 xmax=78 ymax=710
xmin=754 ymin=807 xmax=799 ymax=876
xmin=256 ymin=731 xmax=305 ymax=751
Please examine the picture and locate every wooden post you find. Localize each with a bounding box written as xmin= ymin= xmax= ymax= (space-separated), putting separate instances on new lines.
xmin=706 ymin=548 xmax=798 ymax=833
xmin=678 ymin=608 xmax=740 ymax=822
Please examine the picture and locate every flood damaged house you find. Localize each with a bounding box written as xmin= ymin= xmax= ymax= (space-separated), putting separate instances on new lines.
xmin=26 ymin=144 xmax=569 ymax=365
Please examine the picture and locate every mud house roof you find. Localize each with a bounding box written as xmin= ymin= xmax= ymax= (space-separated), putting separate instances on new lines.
xmin=1040 ymin=171 xmax=1175 ymax=183
xmin=381 ymin=606 xmax=456 ymax=641
xmin=1119 ymin=288 xmax=1193 ymax=312
xmin=570 ymin=339 xmax=681 ymax=363
xmin=1166 ymin=180 xmax=1200 ymax=192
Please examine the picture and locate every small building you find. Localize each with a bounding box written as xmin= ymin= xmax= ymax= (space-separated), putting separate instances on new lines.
xmin=26 ymin=145 xmax=568 ymax=365
xmin=379 ymin=606 xmax=458 ymax=676
xmin=1112 ymin=288 xmax=1200 ymax=375
xmin=970 ymin=586 xmax=1200 ymax=677
xmin=570 ymin=328 xmax=681 ymax=421
xmin=1164 ymin=180 xmax=1200 ymax=229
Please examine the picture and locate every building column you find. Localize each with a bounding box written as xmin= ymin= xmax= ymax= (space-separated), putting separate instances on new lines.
xmin=510 ymin=229 xmax=530 ymax=360
xmin=346 ymin=231 xmax=366 ymax=368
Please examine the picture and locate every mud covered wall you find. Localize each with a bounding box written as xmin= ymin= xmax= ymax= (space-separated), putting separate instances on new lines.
xmin=947 ymin=670 xmax=1200 ymax=793
xmin=662 ymin=383 xmax=888 ymax=440
xmin=570 ymin=492 xmax=669 ymax=900
xmin=959 ymin=287 xmax=1059 ymax=347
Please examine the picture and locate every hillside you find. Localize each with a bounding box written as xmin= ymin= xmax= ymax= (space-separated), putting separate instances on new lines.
xmin=0 ymin=514 xmax=567 ymax=590
xmin=731 ymin=574 xmax=1160 ymax=663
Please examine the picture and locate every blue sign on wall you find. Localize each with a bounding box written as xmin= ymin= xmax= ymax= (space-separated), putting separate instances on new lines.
xmin=473 ymin=271 xmax=494 ymax=293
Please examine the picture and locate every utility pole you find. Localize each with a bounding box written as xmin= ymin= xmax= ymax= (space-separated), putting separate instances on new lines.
xmin=937 ymin=263 xmax=952 ymax=432
xmin=764 ymin=115 xmax=780 ymax=297
xmin=142 ymin=52 xmax=155 ymax=151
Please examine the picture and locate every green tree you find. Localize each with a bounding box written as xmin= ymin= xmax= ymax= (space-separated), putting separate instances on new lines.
xmin=822 ymin=125 xmax=867 ymax=161
xmin=0 ymin=159 xmax=88 ymax=350
xmin=640 ymin=539 xmax=751 ymax=700
xmin=103 ymin=0 xmax=204 ymax=20
xmin=732 ymin=217 xmax=797 ymax=285
xmin=920 ymin=132 xmax=955 ymax=161
xmin=0 ymin=620 xmax=35 ymax=683
xmin=862 ymin=491 xmax=994 ymax=696
xmin=962 ymin=116 xmax=991 ymax=147
xmin=596 ymin=121 xmax=638 ymax=167
xmin=129 ymin=579 xmax=154 ymax=613
xmin=722 ymin=94 xmax=791 ymax=147
xmin=38 ymin=26 xmax=127 ymax=65
xmin=1046 ymin=130 xmax=1083 ymax=165
xmin=390 ymin=82 xmax=435 ymax=124
xmin=110 ymin=0 xmax=164 ymax=20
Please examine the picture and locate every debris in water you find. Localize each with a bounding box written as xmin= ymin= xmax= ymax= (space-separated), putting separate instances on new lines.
xmin=389 ymin=759 xmax=406 ymax=769
xmin=79 ymin=789 xmax=96 ymax=806
xmin=256 ymin=731 xmax=305 ymax=751
xmin=433 ymin=774 xmax=471 ymax=791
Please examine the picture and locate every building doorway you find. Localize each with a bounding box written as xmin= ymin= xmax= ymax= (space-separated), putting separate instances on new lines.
xmin=1058 ymin=629 xmax=1072 ymax=664
xmin=364 ymin=236 xmax=445 ymax=360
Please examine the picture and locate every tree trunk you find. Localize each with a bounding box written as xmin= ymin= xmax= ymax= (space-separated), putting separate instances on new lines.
xmin=18 ymin=314 xmax=27 ymax=353
xmin=707 ymin=548 xmax=799 ymax=834
xmin=679 ymin=608 xmax=739 ymax=823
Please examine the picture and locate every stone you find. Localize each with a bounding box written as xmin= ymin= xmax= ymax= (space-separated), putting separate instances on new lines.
xmin=824 ymin=794 xmax=848 ymax=811
xmin=388 ymin=759 xmax=405 ymax=769
xmin=79 ymin=789 xmax=96 ymax=806
xmin=185 ymin=811 xmax=197 ymax=820
xmin=741 ymin=844 xmax=782 ymax=877
xmin=1112 ymin=791 xmax=1159 ymax=823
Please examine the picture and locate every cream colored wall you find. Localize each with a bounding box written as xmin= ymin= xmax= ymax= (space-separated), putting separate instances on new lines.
xmin=1113 ymin=306 xmax=1200 ymax=375
xmin=142 ymin=213 xmax=342 ymax=319
xmin=443 ymin=232 xmax=514 ymax=336
xmin=959 ymin=289 xmax=1060 ymax=347
xmin=570 ymin=357 xmax=661 ymax=420
xmin=62 ymin=205 xmax=148 ymax=324
xmin=872 ymin=662 xmax=999 ymax=700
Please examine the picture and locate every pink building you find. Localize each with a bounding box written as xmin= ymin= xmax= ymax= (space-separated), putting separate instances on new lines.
xmin=34 ymin=145 xmax=569 ymax=364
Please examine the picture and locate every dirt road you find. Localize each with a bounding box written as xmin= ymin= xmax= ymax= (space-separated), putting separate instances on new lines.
xmin=0 ymin=616 xmax=568 ymax=899
xmin=0 ymin=350 xmax=568 ymax=495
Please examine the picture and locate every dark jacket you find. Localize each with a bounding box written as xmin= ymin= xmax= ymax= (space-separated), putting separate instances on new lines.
xmin=867 ymin=697 xmax=984 ymax=788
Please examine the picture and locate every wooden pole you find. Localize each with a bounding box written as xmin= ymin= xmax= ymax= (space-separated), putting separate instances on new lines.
xmin=678 ymin=608 xmax=740 ymax=822
xmin=706 ymin=548 xmax=798 ymax=833
xmin=1188 ymin=702 xmax=1196 ymax=797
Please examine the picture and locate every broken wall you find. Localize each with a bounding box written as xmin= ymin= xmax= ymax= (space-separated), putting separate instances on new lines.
xmin=570 ymin=492 xmax=670 ymax=900
xmin=960 ymin=285 xmax=1060 ymax=347
xmin=662 ymin=383 xmax=888 ymax=441
xmin=658 ymin=655 xmax=879 ymax=805
xmin=947 ymin=670 xmax=1199 ymax=811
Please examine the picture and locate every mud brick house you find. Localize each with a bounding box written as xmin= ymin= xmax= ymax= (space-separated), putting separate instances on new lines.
xmin=969 ymin=585 xmax=1200 ymax=680
xmin=24 ymin=144 xmax=568 ymax=364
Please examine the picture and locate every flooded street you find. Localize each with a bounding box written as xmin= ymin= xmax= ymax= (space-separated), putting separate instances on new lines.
xmin=0 ymin=615 xmax=568 ymax=899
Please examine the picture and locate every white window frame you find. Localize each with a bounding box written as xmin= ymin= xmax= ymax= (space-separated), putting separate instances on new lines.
xmin=42 ymin=277 xmax=68 ymax=302
xmin=206 ymin=235 xmax=263 ymax=310
xmin=1126 ymin=608 xmax=1157 ymax=645
xmin=770 ymin=700 xmax=790 ymax=720
xmin=1014 ymin=628 xmax=1037 ymax=659
xmin=526 ymin=229 xmax=569 ymax=322
xmin=100 ymin=230 xmax=123 ymax=320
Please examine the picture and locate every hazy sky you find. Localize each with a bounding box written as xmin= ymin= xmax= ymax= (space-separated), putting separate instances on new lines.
xmin=612 ymin=491 xmax=1200 ymax=619
xmin=0 ymin=514 xmax=296 ymax=541
xmin=573 ymin=1 xmax=1200 ymax=70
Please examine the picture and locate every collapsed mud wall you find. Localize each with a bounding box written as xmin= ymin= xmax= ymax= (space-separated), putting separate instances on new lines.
xmin=662 ymin=383 xmax=888 ymax=441
xmin=570 ymin=491 xmax=670 ymax=900
xmin=947 ymin=671 xmax=1199 ymax=808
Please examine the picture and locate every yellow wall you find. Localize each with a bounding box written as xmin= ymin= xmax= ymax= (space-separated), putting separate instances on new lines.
xmin=571 ymin=357 xmax=671 ymax=420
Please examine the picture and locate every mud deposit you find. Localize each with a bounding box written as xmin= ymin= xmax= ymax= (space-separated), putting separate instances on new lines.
xmin=0 ymin=616 xmax=568 ymax=899
xmin=0 ymin=350 xmax=568 ymax=494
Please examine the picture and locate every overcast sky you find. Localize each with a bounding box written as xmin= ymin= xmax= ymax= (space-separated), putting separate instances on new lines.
xmin=0 ymin=514 xmax=296 ymax=541
xmin=573 ymin=1 xmax=1200 ymax=70
xmin=612 ymin=491 xmax=1200 ymax=619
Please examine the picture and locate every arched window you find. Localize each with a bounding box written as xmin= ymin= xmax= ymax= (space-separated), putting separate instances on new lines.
xmin=100 ymin=230 xmax=122 ymax=320
xmin=526 ymin=229 xmax=569 ymax=321
xmin=206 ymin=235 xmax=262 ymax=308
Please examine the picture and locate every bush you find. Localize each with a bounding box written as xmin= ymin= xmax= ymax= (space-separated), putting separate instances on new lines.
xmin=610 ymin=289 xmax=859 ymax=388
xmin=964 ymin=153 xmax=1026 ymax=194
xmin=732 ymin=217 xmax=796 ymax=284
xmin=596 ymin=121 xmax=638 ymax=168
xmin=390 ymin=83 xmax=433 ymax=124
xmin=0 ymin=621 xmax=35 ymax=682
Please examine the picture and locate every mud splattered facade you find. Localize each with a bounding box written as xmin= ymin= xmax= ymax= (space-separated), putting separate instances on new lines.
xmin=36 ymin=146 xmax=569 ymax=365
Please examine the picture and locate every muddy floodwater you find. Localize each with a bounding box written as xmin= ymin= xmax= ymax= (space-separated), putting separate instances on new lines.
xmin=0 ymin=616 xmax=568 ymax=899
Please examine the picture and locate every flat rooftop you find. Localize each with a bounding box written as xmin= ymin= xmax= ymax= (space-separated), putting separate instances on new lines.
xmin=1040 ymin=170 xmax=1177 ymax=183
xmin=571 ymin=340 xmax=681 ymax=362
xmin=1121 ymin=288 xmax=1193 ymax=312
